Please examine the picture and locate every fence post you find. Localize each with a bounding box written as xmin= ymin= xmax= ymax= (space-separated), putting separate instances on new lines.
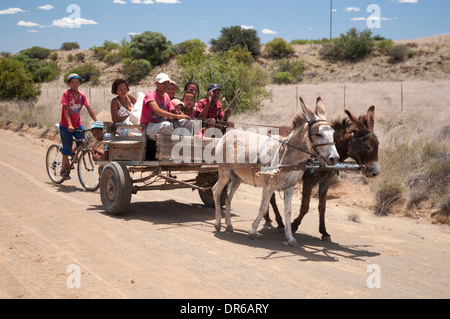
xmin=401 ymin=83 xmax=404 ymax=112
xmin=343 ymin=84 xmax=346 ymax=110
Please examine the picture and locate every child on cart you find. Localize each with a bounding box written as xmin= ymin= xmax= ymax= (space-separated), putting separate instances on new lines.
xmin=89 ymin=121 xmax=110 ymax=162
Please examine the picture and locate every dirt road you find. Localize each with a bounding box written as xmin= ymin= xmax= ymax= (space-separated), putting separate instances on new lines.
xmin=0 ymin=129 xmax=449 ymax=299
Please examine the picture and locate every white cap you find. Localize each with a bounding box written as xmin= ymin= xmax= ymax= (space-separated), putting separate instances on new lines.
xmin=155 ymin=73 xmax=171 ymax=84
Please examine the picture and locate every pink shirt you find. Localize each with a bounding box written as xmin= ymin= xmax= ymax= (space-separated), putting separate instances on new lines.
xmin=140 ymin=89 xmax=173 ymax=125
xmin=60 ymin=89 xmax=89 ymax=128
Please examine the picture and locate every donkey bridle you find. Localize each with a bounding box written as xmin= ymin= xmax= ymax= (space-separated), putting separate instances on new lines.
xmin=351 ymin=131 xmax=374 ymax=164
xmin=307 ymin=120 xmax=336 ymax=154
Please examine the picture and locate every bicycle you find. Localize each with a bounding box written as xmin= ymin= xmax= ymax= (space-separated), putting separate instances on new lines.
xmin=45 ymin=126 xmax=100 ymax=191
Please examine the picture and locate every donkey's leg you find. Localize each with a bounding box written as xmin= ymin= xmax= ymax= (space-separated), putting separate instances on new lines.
xmin=292 ymin=179 xmax=314 ymax=233
xmin=271 ymin=193 xmax=286 ymax=231
xmin=283 ymin=186 xmax=298 ymax=247
xmin=249 ymin=186 xmax=274 ymax=240
xmin=318 ymin=181 xmax=331 ymax=241
xmin=223 ymin=172 xmax=241 ymax=233
xmin=213 ymin=169 xmax=231 ymax=232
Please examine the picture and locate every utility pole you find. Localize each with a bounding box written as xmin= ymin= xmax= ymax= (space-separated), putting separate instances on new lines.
xmin=330 ymin=0 xmax=333 ymax=40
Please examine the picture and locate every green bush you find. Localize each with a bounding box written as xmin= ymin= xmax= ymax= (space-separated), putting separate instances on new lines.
xmin=23 ymin=46 xmax=51 ymax=60
xmin=65 ymin=63 xmax=101 ymax=83
xmin=130 ymin=31 xmax=173 ymax=66
xmin=210 ymin=26 xmax=261 ymax=57
xmin=265 ymin=38 xmax=295 ymax=58
xmin=122 ymin=58 xmax=151 ymax=84
xmin=179 ymin=54 xmax=270 ymax=113
xmin=91 ymin=40 xmax=121 ymax=61
xmin=103 ymin=52 xmax=122 ymax=65
xmin=11 ymin=53 xmax=60 ymax=83
xmin=273 ymin=71 xmax=294 ymax=84
xmin=320 ymin=28 xmax=374 ymax=62
xmin=75 ymin=52 xmax=85 ymax=62
xmin=387 ymin=44 xmax=408 ymax=63
xmin=376 ymin=39 xmax=394 ymax=52
xmin=61 ymin=42 xmax=80 ymax=51
xmin=0 ymin=58 xmax=40 ymax=100
xmin=177 ymin=38 xmax=206 ymax=55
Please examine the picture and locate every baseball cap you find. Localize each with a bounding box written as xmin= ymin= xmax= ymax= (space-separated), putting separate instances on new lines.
xmin=155 ymin=73 xmax=171 ymax=84
xmin=67 ymin=73 xmax=83 ymax=83
xmin=207 ymin=83 xmax=221 ymax=92
xmin=90 ymin=121 xmax=104 ymax=131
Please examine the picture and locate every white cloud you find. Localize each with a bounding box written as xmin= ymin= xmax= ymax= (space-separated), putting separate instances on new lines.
xmin=241 ymin=25 xmax=254 ymax=30
xmin=17 ymin=21 xmax=42 ymax=27
xmin=114 ymin=0 xmax=127 ymax=3
xmin=351 ymin=17 xmax=394 ymax=21
xmin=38 ymin=5 xmax=55 ymax=10
xmin=345 ymin=7 xmax=360 ymax=12
xmin=128 ymin=32 xmax=142 ymax=36
xmin=155 ymin=0 xmax=181 ymax=3
xmin=262 ymin=28 xmax=277 ymax=35
xmin=52 ymin=17 xmax=98 ymax=28
xmin=130 ymin=0 xmax=155 ymax=3
xmin=29 ymin=30 xmax=40 ymax=33
xmin=0 ymin=7 xmax=26 ymax=15
xmin=395 ymin=0 xmax=418 ymax=3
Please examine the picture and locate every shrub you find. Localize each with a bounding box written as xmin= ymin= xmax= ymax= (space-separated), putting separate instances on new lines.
xmin=0 ymin=58 xmax=40 ymax=100
xmin=179 ymin=54 xmax=270 ymax=113
xmin=75 ymin=52 xmax=85 ymax=62
xmin=273 ymin=71 xmax=294 ymax=84
xmin=387 ymin=44 xmax=408 ymax=63
xmin=23 ymin=46 xmax=51 ymax=60
xmin=130 ymin=31 xmax=173 ymax=66
xmin=320 ymin=28 xmax=374 ymax=62
xmin=177 ymin=38 xmax=206 ymax=55
xmin=91 ymin=40 xmax=121 ymax=61
xmin=65 ymin=63 xmax=101 ymax=83
xmin=61 ymin=42 xmax=80 ymax=51
xmin=103 ymin=52 xmax=122 ymax=65
xmin=34 ymin=63 xmax=60 ymax=82
xmin=210 ymin=26 xmax=261 ymax=57
xmin=376 ymin=39 xmax=394 ymax=52
xmin=122 ymin=58 xmax=151 ymax=84
xmin=11 ymin=53 xmax=60 ymax=83
xmin=265 ymin=38 xmax=295 ymax=58
xmin=67 ymin=54 xmax=74 ymax=62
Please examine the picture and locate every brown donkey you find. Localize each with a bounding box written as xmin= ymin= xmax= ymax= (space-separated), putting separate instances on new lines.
xmin=264 ymin=106 xmax=380 ymax=241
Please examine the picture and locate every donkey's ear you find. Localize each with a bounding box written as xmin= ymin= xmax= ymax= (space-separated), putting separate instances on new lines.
xmin=300 ymin=97 xmax=315 ymax=121
xmin=315 ymin=97 xmax=327 ymax=119
xmin=345 ymin=109 xmax=364 ymax=130
xmin=367 ymin=105 xmax=375 ymax=129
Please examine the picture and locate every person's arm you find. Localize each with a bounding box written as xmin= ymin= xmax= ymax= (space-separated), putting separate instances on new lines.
xmin=63 ymin=105 xmax=74 ymax=132
xmin=110 ymin=99 xmax=129 ymax=123
xmin=149 ymin=100 xmax=189 ymax=120
xmin=86 ymin=105 xmax=97 ymax=122
xmin=127 ymin=94 xmax=137 ymax=105
xmin=197 ymin=93 xmax=212 ymax=119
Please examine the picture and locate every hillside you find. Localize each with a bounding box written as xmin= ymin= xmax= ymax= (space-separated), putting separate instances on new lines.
xmin=46 ymin=34 xmax=450 ymax=89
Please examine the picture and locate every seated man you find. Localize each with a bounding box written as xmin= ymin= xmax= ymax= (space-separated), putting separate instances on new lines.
xmin=140 ymin=73 xmax=190 ymax=141
xmin=196 ymin=83 xmax=234 ymax=133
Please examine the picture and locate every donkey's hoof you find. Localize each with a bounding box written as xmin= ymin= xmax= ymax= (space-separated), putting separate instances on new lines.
xmin=248 ymin=231 xmax=257 ymax=240
xmin=225 ymin=225 xmax=234 ymax=233
xmin=277 ymin=226 xmax=285 ymax=233
xmin=213 ymin=223 xmax=221 ymax=232
xmin=288 ymin=239 xmax=299 ymax=248
xmin=321 ymin=235 xmax=332 ymax=242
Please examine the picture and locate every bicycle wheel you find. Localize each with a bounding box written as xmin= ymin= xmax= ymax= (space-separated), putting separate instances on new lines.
xmin=46 ymin=144 xmax=65 ymax=184
xmin=77 ymin=150 xmax=100 ymax=191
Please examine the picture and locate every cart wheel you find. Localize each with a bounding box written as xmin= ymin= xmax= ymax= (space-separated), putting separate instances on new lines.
xmin=100 ymin=162 xmax=132 ymax=215
xmin=198 ymin=187 xmax=226 ymax=208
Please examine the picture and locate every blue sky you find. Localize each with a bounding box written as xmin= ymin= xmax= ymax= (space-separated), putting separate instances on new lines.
xmin=1 ymin=0 xmax=449 ymax=53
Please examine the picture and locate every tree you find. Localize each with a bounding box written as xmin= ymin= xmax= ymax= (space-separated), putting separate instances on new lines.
xmin=0 ymin=58 xmax=40 ymax=100
xmin=130 ymin=31 xmax=173 ymax=66
xmin=210 ymin=26 xmax=261 ymax=57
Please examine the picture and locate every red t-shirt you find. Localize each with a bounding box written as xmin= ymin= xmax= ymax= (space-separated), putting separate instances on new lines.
xmin=140 ymin=89 xmax=173 ymax=125
xmin=196 ymin=99 xmax=224 ymax=120
xmin=60 ymin=89 xmax=89 ymax=128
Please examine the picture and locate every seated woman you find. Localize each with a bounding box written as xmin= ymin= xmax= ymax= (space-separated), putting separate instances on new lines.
xmin=110 ymin=79 xmax=137 ymax=136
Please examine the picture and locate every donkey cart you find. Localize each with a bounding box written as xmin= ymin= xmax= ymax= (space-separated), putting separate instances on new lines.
xmin=97 ymin=124 xmax=363 ymax=216
xmin=97 ymin=124 xmax=228 ymax=215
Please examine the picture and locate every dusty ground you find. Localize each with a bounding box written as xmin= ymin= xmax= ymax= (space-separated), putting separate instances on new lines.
xmin=0 ymin=129 xmax=449 ymax=299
